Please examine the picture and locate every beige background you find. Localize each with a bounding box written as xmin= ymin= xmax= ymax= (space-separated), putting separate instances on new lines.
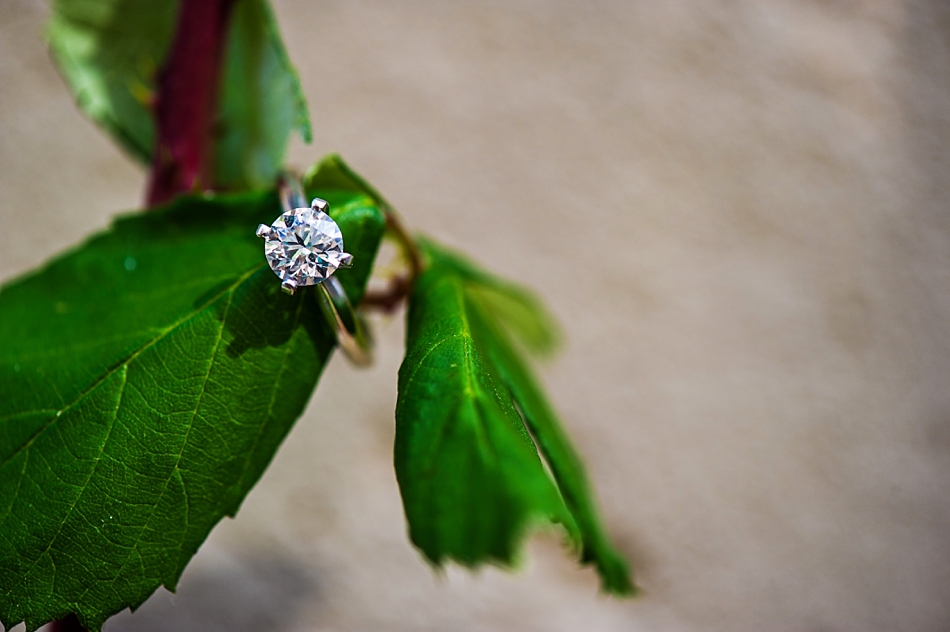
xmin=3 ymin=0 xmax=950 ymax=630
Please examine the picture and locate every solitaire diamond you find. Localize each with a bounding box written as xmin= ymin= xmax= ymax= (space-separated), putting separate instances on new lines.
xmin=257 ymin=200 xmax=354 ymax=294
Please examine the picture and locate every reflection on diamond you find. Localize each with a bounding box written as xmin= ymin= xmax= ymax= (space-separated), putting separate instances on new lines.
xmin=263 ymin=207 xmax=347 ymax=287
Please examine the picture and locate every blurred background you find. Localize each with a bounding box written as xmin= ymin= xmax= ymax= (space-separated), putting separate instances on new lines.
xmin=3 ymin=0 xmax=950 ymax=630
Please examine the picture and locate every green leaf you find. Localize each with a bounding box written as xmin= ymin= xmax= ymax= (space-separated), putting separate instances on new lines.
xmin=395 ymin=240 xmax=634 ymax=595
xmin=0 ymin=172 xmax=384 ymax=630
xmin=47 ymin=0 xmax=178 ymax=161
xmin=214 ymin=0 xmax=313 ymax=189
xmin=46 ymin=0 xmax=311 ymax=188
xmin=420 ymin=242 xmax=561 ymax=357
xmin=303 ymin=153 xmax=393 ymax=211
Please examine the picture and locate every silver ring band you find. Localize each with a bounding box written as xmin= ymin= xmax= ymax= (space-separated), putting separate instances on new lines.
xmin=316 ymin=276 xmax=374 ymax=367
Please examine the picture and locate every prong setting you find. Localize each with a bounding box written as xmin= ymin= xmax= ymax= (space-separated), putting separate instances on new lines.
xmin=260 ymin=194 xmax=347 ymax=290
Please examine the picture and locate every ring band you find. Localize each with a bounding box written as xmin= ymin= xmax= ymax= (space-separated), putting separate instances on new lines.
xmin=272 ymin=173 xmax=373 ymax=366
xmin=315 ymin=275 xmax=373 ymax=367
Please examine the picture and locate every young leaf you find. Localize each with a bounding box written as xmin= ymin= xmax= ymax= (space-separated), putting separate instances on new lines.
xmin=395 ymin=253 xmax=578 ymax=567
xmin=47 ymin=0 xmax=179 ymax=161
xmin=395 ymin=241 xmax=634 ymax=595
xmin=0 ymin=180 xmax=384 ymax=631
xmin=303 ymin=153 xmax=393 ymax=211
xmin=47 ymin=0 xmax=311 ymax=189
xmin=422 ymin=245 xmax=562 ymax=357
xmin=214 ymin=0 xmax=313 ymax=189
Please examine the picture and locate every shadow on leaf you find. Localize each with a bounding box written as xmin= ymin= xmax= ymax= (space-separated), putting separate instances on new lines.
xmin=194 ymin=268 xmax=335 ymax=360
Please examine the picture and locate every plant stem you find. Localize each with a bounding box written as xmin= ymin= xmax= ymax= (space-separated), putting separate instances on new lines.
xmin=360 ymin=210 xmax=424 ymax=312
xmin=146 ymin=0 xmax=238 ymax=206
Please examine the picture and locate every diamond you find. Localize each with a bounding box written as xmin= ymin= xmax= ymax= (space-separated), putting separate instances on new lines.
xmin=258 ymin=204 xmax=352 ymax=293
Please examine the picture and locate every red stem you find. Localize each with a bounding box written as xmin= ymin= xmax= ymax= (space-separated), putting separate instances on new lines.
xmin=360 ymin=211 xmax=424 ymax=313
xmin=146 ymin=0 xmax=238 ymax=206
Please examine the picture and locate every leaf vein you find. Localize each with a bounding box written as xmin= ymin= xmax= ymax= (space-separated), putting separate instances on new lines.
xmin=105 ymin=276 xmax=240 ymax=592
xmin=0 ymin=266 xmax=262 ymax=468
xmin=2 ymin=364 xmax=128 ymax=600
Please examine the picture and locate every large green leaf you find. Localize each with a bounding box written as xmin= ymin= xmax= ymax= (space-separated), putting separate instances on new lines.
xmin=395 ymin=241 xmax=634 ymax=595
xmin=46 ymin=0 xmax=311 ymax=188
xmin=0 ymin=176 xmax=384 ymax=630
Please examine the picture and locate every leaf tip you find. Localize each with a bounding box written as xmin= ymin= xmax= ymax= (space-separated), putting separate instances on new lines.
xmin=583 ymin=542 xmax=637 ymax=597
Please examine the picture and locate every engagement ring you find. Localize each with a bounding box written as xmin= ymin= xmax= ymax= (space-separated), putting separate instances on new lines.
xmin=256 ymin=175 xmax=373 ymax=365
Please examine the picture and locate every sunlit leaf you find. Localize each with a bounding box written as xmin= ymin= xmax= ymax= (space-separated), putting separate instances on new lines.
xmin=47 ymin=0 xmax=177 ymax=161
